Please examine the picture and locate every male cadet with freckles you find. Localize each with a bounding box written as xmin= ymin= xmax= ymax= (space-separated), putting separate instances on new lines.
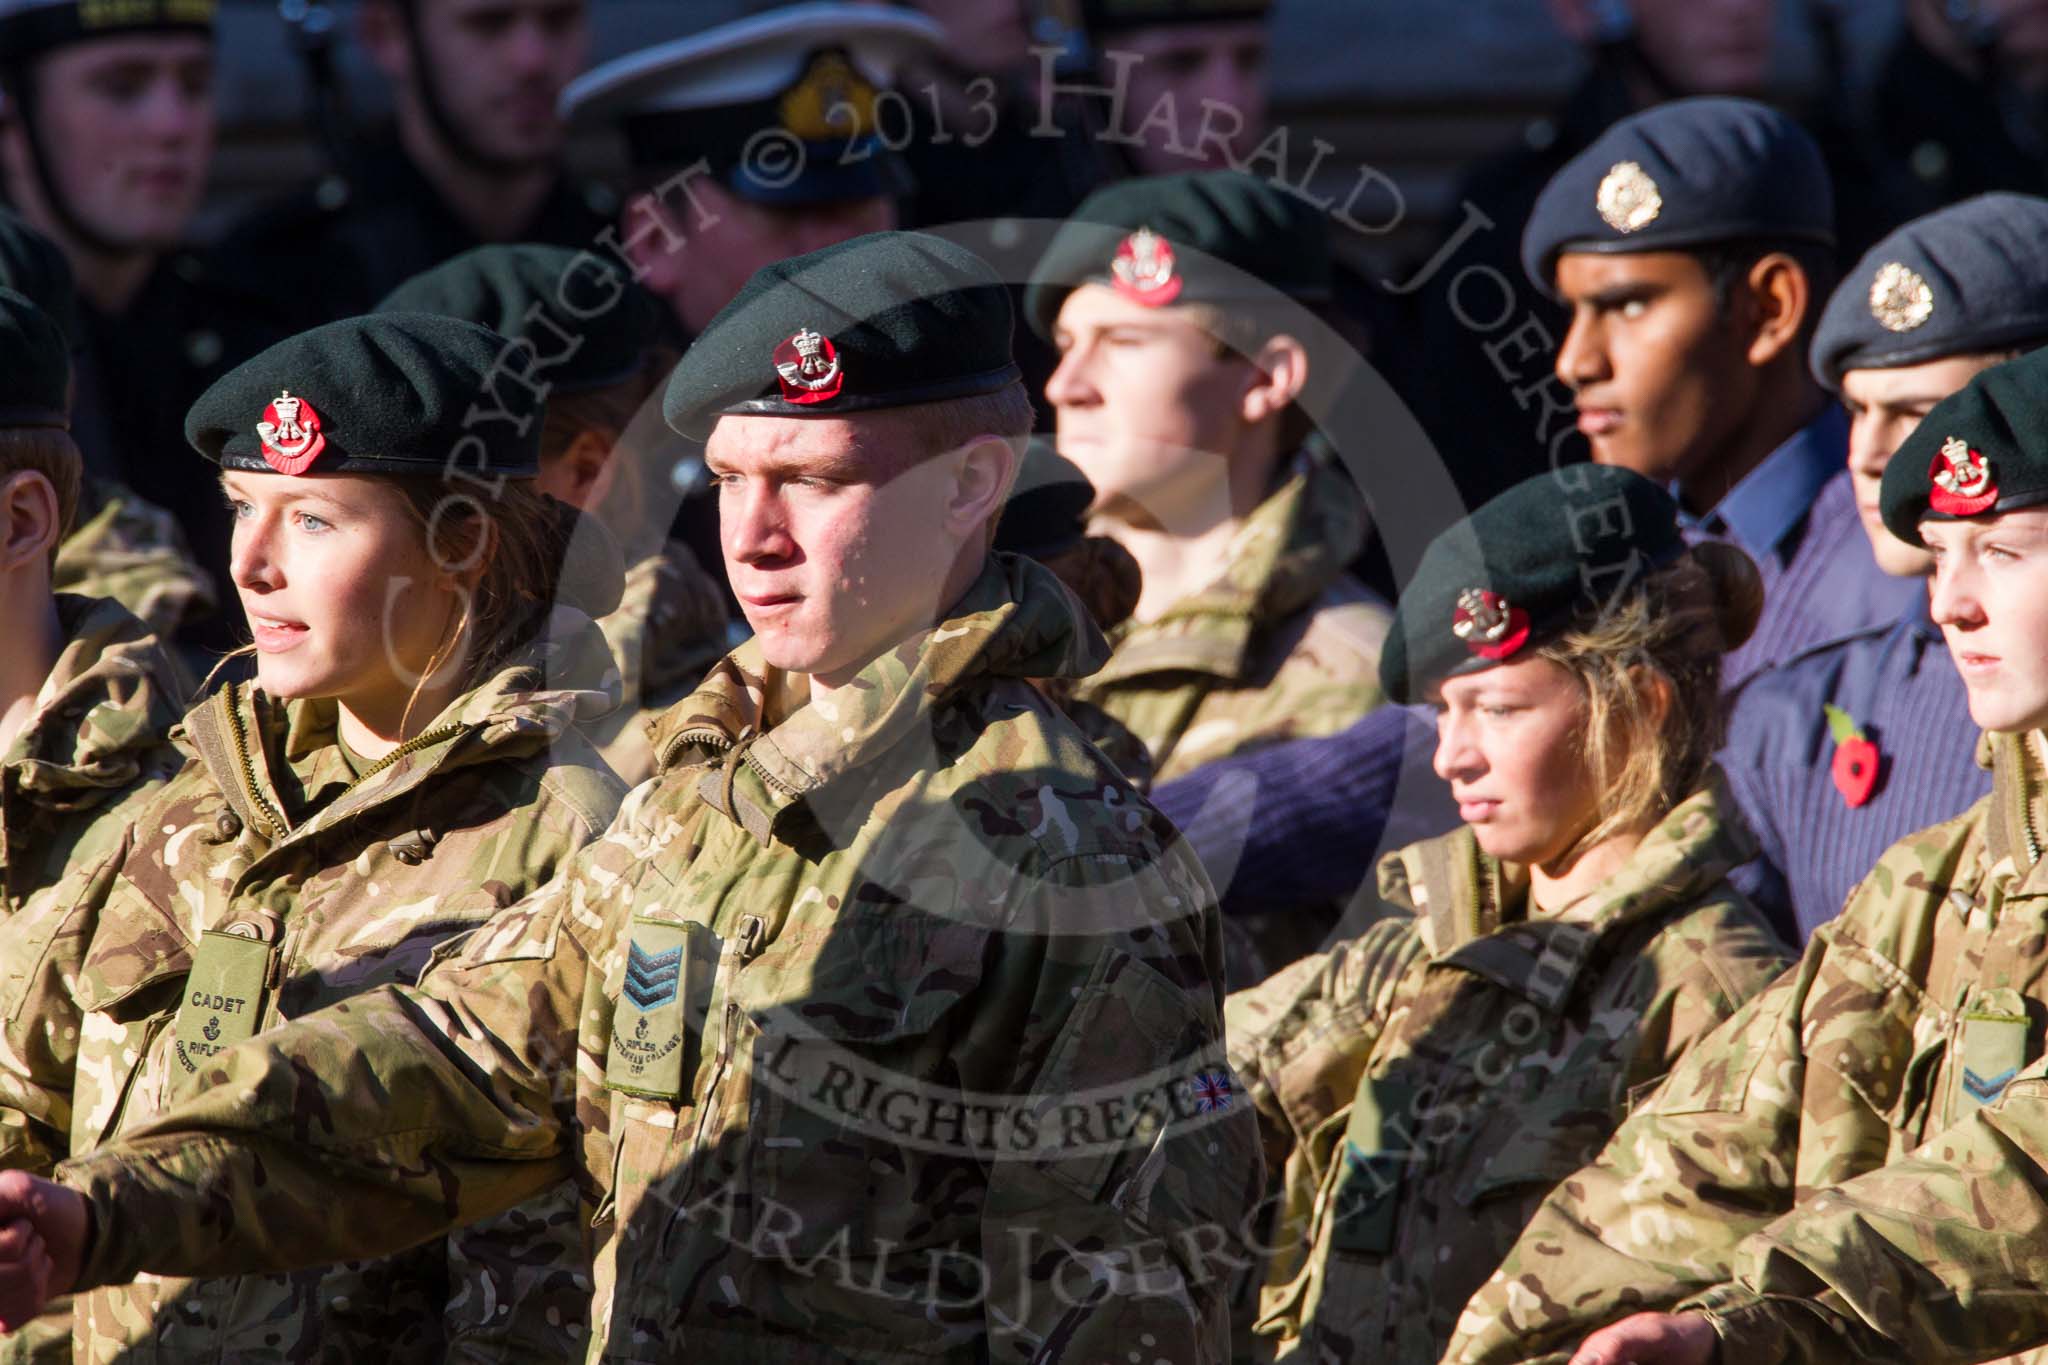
xmin=0 ymin=0 xmax=282 ymax=640
xmin=0 ymin=232 xmax=1258 ymax=1364
xmin=1721 ymin=193 xmax=2048 ymax=941
xmin=561 ymin=3 xmax=940 ymax=348
xmin=224 ymin=0 xmax=609 ymax=322
xmin=1443 ymin=346 xmax=2048 ymax=1365
xmin=1523 ymin=96 xmax=1916 ymax=692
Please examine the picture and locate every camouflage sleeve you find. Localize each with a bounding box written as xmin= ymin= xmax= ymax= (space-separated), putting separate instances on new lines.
xmin=1680 ymin=1069 xmax=2048 ymax=1364
xmin=1443 ymin=946 xmax=1816 ymax=1365
xmin=53 ymin=849 xmax=621 ymax=1293
xmin=1224 ymin=917 xmax=1424 ymax=1186
xmin=973 ymin=845 xmax=1263 ymax=1363
xmin=0 ymin=841 xmax=130 ymax=1176
xmin=53 ymin=480 xmax=216 ymax=640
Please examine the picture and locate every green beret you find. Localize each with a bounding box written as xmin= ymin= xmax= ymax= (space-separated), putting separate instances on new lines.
xmin=376 ymin=245 xmax=664 ymax=397
xmin=186 ymin=313 xmax=543 ymax=478
xmin=996 ymin=441 xmax=1095 ymax=561
xmin=1880 ymin=344 xmax=2048 ymax=546
xmin=0 ymin=210 xmax=78 ymax=347
xmin=1379 ymin=465 xmax=1685 ymax=705
xmin=0 ymin=286 xmax=70 ymax=429
xmin=1081 ymin=0 xmax=1270 ymax=33
xmin=1024 ymin=170 xmax=1331 ymax=338
xmin=663 ymin=230 xmax=1020 ymax=440
xmin=1522 ymin=97 xmax=1833 ymax=298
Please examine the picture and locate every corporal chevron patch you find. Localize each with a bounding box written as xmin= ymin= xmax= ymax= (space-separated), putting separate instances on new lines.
xmin=623 ymin=940 xmax=683 ymax=1010
xmin=1963 ymin=1066 xmax=2017 ymax=1104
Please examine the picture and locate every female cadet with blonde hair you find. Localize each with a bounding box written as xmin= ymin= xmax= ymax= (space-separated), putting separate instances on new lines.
xmin=0 ymin=313 xmax=627 ymax=1363
xmin=1223 ymin=465 xmax=1792 ymax=1364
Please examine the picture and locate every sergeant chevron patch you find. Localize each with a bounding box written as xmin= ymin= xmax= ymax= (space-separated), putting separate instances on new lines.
xmin=623 ymin=940 xmax=683 ymax=1010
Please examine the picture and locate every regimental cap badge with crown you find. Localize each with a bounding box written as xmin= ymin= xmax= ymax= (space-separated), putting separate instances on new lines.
xmin=1110 ymin=227 xmax=1183 ymax=307
xmin=1928 ymin=434 xmax=1997 ymax=516
xmin=1450 ymin=588 xmax=1531 ymax=662
xmin=773 ymin=326 xmax=845 ymax=405
xmin=255 ymin=388 xmax=326 ymax=474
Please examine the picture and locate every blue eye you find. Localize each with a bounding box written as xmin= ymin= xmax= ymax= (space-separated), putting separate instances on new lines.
xmin=296 ymin=511 xmax=332 ymax=534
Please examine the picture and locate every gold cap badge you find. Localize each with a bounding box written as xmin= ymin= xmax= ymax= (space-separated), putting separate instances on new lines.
xmin=1596 ymin=161 xmax=1662 ymax=234
xmin=1868 ymin=261 xmax=1934 ymax=334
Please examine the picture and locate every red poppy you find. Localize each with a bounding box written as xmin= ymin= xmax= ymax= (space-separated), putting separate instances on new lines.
xmin=1832 ymin=735 xmax=1880 ymax=808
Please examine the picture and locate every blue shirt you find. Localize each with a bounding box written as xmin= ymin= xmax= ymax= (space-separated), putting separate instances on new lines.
xmin=1721 ymin=596 xmax=1987 ymax=943
xmin=1149 ymin=704 xmax=1457 ymax=919
xmin=1683 ymin=407 xmax=1920 ymax=690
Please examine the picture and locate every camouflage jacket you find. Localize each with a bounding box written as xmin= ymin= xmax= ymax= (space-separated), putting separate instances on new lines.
xmin=0 ymin=595 xmax=187 ymax=1365
xmin=6 ymin=618 xmax=627 ymax=1364
xmin=1068 ymin=459 xmax=1390 ymax=786
xmin=591 ymin=539 xmax=733 ymax=786
xmin=1445 ymin=731 xmax=2048 ymax=1365
xmin=1226 ymin=776 xmax=1788 ymax=1363
xmin=56 ymin=554 xmax=1262 ymax=1364
xmin=53 ymin=480 xmax=215 ymax=643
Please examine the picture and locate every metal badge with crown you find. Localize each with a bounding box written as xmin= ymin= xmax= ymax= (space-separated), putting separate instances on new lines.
xmin=774 ymin=327 xmax=845 ymax=404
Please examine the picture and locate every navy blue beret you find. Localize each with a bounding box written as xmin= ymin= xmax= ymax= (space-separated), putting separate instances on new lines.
xmin=1521 ymin=96 xmax=1834 ymax=297
xmin=1812 ymin=193 xmax=2048 ymax=390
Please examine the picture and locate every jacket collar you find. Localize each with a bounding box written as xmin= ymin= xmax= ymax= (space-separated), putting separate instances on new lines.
xmin=651 ymin=554 xmax=1108 ymax=846
xmin=1378 ymin=772 xmax=1756 ymax=1012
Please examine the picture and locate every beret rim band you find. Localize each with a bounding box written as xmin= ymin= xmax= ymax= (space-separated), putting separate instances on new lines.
xmin=0 ymin=407 xmax=67 ymax=430
xmin=1537 ymin=224 xmax=1839 ymax=296
xmin=214 ymin=449 xmax=543 ymax=479
xmin=1024 ymin=275 xmax=1335 ymax=339
xmin=1893 ymin=486 xmax=2048 ymax=547
xmin=1816 ymin=316 xmax=2048 ymax=390
xmin=704 ymin=361 xmax=1024 ymax=429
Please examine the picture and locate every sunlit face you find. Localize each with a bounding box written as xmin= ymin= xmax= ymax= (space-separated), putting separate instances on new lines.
xmin=1432 ymin=655 xmax=1602 ymax=868
xmin=1924 ymin=508 xmax=2048 ymax=733
xmin=4 ymin=35 xmax=215 ymax=251
xmin=1629 ymin=0 xmax=1775 ymax=96
xmin=224 ymin=472 xmax=464 ymax=729
xmin=1554 ymin=250 xmax=1756 ymax=488
xmin=707 ymin=414 xmax=974 ymax=688
xmin=1105 ymin=19 xmax=1268 ymax=174
xmin=405 ymin=0 xmax=588 ymax=167
xmin=1840 ymin=355 xmax=2005 ymax=577
xmin=1046 ymin=283 xmax=1256 ymax=524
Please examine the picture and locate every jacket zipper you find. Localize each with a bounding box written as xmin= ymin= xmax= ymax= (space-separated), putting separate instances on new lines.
xmin=658 ymin=726 xmax=805 ymax=800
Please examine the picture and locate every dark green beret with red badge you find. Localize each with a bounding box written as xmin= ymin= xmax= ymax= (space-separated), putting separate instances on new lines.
xmin=184 ymin=313 xmax=543 ymax=477
xmin=0 ymin=286 xmax=70 ymax=430
xmin=376 ymin=244 xmax=665 ymax=397
xmin=1881 ymin=344 xmax=2048 ymax=546
xmin=1378 ymin=465 xmax=1686 ymax=705
xmin=661 ymin=230 xmax=1020 ymax=440
xmin=1023 ymin=170 xmax=1332 ymax=338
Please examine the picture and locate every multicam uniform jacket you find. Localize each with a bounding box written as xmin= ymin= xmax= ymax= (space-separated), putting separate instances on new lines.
xmin=56 ymin=555 xmax=1262 ymax=1364
xmin=1068 ymin=459 xmax=1390 ymax=786
xmin=1446 ymin=731 xmax=2048 ymax=1365
xmin=53 ymin=480 xmax=215 ymax=643
xmin=0 ymin=594 xmax=188 ymax=1365
xmin=1226 ymin=777 xmax=1789 ymax=1364
xmin=1 ymin=619 xmax=627 ymax=1364
xmin=592 ymin=539 xmax=733 ymax=786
